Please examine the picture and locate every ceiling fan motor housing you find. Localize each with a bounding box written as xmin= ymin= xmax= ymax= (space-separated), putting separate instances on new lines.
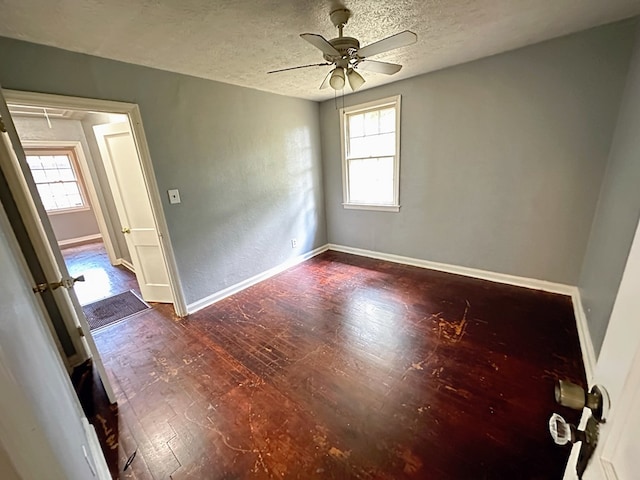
xmin=324 ymin=37 xmax=361 ymax=63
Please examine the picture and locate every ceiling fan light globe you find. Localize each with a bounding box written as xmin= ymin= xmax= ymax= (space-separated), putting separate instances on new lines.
xmin=347 ymin=69 xmax=365 ymax=91
xmin=329 ymin=68 xmax=345 ymax=90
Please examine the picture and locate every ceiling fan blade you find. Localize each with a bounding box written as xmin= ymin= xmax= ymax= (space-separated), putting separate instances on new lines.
xmin=300 ymin=33 xmax=341 ymax=57
xmin=267 ymin=63 xmax=331 ymax=74
xmin=319 ymin=70 xmax=332 ymax=90
xmin=357 ymin=60 xmax=402 ymax=75
xmin=357 ymin=30 xmax=417 ymax=58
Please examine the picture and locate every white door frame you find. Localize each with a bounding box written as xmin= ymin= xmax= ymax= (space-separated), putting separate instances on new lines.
xmin=1 ymin=88 xmax=119 ymax=403
xmin=4 ymin=89 xmax=188 ymax=317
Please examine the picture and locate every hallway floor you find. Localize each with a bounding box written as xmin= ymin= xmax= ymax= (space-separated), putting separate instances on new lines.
xmin=86 ymin=251 xmax=585 ymax=479
xmin=62 ymin=241 xmax=139 ymax=305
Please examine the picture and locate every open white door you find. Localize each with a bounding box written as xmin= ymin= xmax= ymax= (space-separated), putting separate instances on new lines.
xmin=0 ymin=87 xmax=116 ymax=404
xmin=589 ymin=215 xmax=640 ymax=480
xmin=564 ymin=218 xmax=640 ymax=480
xmin=93 ymin=122 xmax=173 ymax=303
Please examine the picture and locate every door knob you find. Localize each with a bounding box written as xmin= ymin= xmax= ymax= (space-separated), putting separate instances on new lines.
xmin=40 ymin=275 xmax=86 ymax=291
xmin=550 ymin=380 xmax=610 ymax=479
xmin=549 ymin=413 xmax=599 ymax=479
xmin=121 ymin=227 xmax=131 ymax=234
xmin=555 ymin=380 xmax=609 ymax=422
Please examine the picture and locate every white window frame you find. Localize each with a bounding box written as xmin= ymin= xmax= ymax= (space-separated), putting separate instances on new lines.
xmin=24 ymin=147 xmax=90 ymax=215
xmin=340 ymin=95 xmax=401 ymax=212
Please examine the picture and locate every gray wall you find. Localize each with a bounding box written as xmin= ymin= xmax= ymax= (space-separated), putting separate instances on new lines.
xmin=321 ymin=20 xmax=636 ymax=285
xmin=12 ymin=116 xmax=101 ymax=242
xmin=0 ymin=36 xmax=326 ymax=306
xmin=579 ymin=25 xmax=640 ymax=356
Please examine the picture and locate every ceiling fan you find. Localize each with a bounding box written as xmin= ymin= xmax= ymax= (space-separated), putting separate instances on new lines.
xmin=268 ymin=8 xmax=417 ymax=91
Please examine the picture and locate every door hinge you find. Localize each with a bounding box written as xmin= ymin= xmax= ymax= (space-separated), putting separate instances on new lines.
xmin=32 ymin=283 xmax=49 ymax=294
xmin=77 ymin=326 xmax=85 ymax=337
xmin=0 ymin=117 xmax=6 ymax=133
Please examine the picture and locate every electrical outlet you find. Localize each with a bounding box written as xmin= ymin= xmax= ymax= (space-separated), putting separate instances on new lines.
xmin=167 ymin=189 xmax=181 ymax=204
xmin=291 ymin=238 xmax=298 ymax=248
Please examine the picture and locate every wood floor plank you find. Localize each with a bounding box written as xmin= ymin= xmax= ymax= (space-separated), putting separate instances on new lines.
xmin=74 ymin=248 xmax=585 ymax=479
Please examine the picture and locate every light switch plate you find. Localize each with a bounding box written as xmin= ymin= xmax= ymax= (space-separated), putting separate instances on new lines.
xmin=168 ymin=189 xmax=181 ymax=204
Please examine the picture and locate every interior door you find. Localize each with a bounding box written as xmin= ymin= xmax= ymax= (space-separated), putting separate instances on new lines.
xmin=93 ymin=122 xmax=172 ymax=303
xmin=598 ymin=347 xmax=640 ymax=479
xmin=589 ymin=216 xmax=640 ymax=480
xmin=0 ymin=87 xmax=116 ymax=404
xmin=567 ymin=218 xmax=640 ymax=479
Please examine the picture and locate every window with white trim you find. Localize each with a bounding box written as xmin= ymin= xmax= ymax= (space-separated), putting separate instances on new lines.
xmin=340 ymin=95 xmax=401 ymax=212
xmin=25 ymin=149 xmax=88 ymax=213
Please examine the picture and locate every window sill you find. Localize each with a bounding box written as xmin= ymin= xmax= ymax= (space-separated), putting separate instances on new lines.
xmin=46 ymin=206 xmax=91 ymax=216
xmin=342 ymin=203 xmax=400 ymax=212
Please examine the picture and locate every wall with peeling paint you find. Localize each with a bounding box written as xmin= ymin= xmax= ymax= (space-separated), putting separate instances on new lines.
xmin=321 ymin=20 xmax=637 ymax=286
xmin=579 ymin=24 xmax=640 ymax=357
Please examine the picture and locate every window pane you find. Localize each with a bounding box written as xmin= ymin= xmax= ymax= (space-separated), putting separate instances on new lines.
xmin=62 ymin=182 xmax=80 ymax=195
xmin=36 ymin=184 xmax=56 ymax=210
xmin=39 ymin=156 xmax=57 ymax=169
xmin=26 ymin=156 xmax=44 ymax=169
xmin=50 ymin=182 xmax=65 ymax=198
xmin=58 ymin=168 xmax=75 ymax=182
xmin=349 ymin=136 xmax=370 ymax=158
xmin=44 ymin=168 xmax=61 ymax=182
xmin=53 ymin=155 xmax=71 ymax=168
xmin=67 ymin=194 xmax=83 ymax=208
xmin=348 ymin=157 xmax=394 ymax=204
xmin=349 ymin=132 xmax=395 ymax=159
xmin=371 ymin=132 xmax=395 ymax=157
xmin=31 ymin=170 xmax=47 ymax=183
xmin=364 ymin=110 xmax=380 ymax=136
xmin=349 ymin=113 xmax=365 ymax=138
xmin=379 ymin=107 xmax=395 ymax=133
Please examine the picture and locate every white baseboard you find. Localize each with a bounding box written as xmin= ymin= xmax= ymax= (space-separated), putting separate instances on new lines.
xmin=570 ymin=288 xmax=597 ymax=384
xmin=186 ymin=242 xmax=596 ymax=386
xmin=328 ymin=244 xmax=575 ymax=294
xmin=115 ymin=258 xmax=135 ymax=273
xmin=328 ymin=244 xmax=596 ymax=382
xmin=58 ymin=233 xmax=102 ymax=248
xmin=186 ymin=245 xmax=329 ymax=314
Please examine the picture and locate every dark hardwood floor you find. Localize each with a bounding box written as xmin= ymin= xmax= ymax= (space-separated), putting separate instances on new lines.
xmin=81 ymin=250 xmax=585 ymax=479
xmin=62 ymin=241 xmax=139 ymax=305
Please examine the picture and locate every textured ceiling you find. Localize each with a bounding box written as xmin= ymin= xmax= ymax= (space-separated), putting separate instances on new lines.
xmin=1 ymin=0 xmax=640 ymax=101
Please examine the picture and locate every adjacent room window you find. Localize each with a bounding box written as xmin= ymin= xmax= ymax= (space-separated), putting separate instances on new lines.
xmin=340 ymin=95 xmax=401 ymax=212
xmin=25 ymin=149 xmax=88 ymax=213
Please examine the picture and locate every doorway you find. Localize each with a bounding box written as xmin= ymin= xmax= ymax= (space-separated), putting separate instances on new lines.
xmin=4 ymin=90 xmax=186 ymax=317
xmin=1 ymin=88 xmax=187 ymax=384
xmin=12 ymin=113 xmax=140 ymax=308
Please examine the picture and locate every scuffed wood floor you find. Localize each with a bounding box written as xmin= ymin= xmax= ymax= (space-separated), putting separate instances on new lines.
xmin=85 ymin=251 xmax=585 ymax=479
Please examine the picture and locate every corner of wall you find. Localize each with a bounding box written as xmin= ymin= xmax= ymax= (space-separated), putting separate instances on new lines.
xmin=570 ymin=287 xmax=597 ymax=383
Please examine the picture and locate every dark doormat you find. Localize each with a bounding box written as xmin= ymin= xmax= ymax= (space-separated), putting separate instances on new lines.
xmin=84 ymin=290 xmax=150 ymax=331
